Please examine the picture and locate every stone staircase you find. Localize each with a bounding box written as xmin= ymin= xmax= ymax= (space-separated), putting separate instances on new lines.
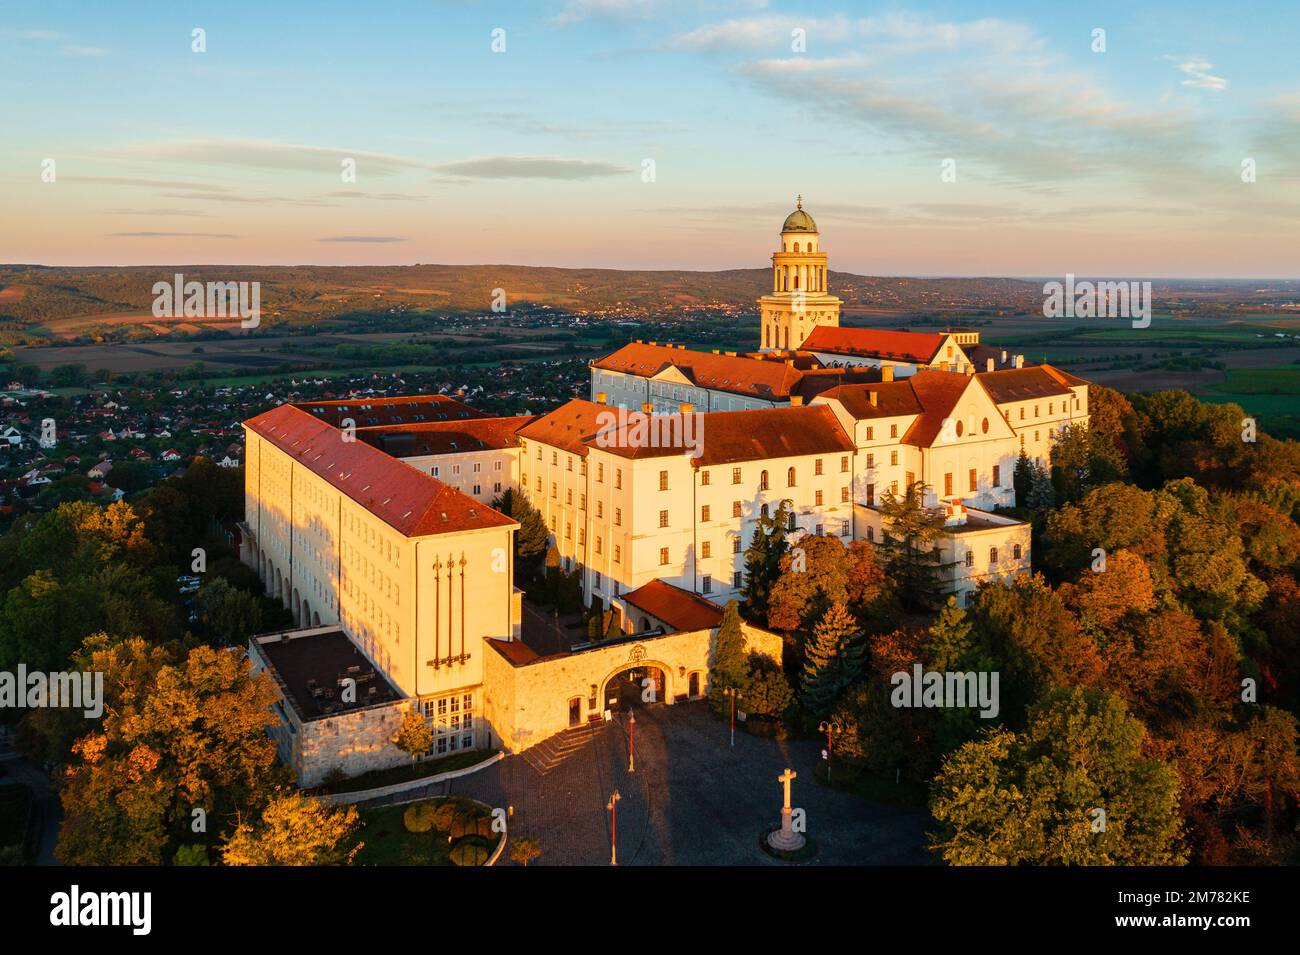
xmin=520 ymin=720 xmax=610 ymax=776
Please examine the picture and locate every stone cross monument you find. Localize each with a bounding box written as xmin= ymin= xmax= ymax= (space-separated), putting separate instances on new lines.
xmin=767 ymin=767 xmax=806 ymax=852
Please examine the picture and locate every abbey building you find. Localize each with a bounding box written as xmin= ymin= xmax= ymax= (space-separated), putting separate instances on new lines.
xmin=239 ymin=199 xmax=1090 ymax=786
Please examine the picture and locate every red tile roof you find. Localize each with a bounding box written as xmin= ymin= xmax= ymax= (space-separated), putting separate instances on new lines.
xmin=690 ymin=405 xmax=853 ymax=465
xmin=975 ymin=365 xmax=1076 ymax=404
xmin=359 ymin=415 xmax=534 ymax=457
xmin=244 ymin=403 xmax=514 ymax=537
xmin=804 ymin=327 xmax=947 ymax=363
xmin=515 ymin=399 xmax=612 ymax=457
xmin=902 ymin=370 xmax=975 ymax=447
xmin=294 ymin=395 xmax=483 ymax=428
xmin=815 ymin=380 xmax=923 ymax=419
xmin=593 ymin=343 xmax=804 ymax=399
xmin=622 ymin=579 xmax=724 ymax=633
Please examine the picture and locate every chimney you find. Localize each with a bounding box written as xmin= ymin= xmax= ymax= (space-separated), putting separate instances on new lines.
xmin=986 ymin=358 xmax=995 ymax=373
xmin=712 ymin=349 xmax=720 ymax=354
xmin=789 ymin=396 xmax=803 ymax=407
xmin=636 ymin=339 xmax=643 ymax=344
xmin=648 ymin=341 xmax=657 ymax=346
xmin=679 ymin=402 xmax=693 ymax=414
xmin=641 ymin=403 xmax=654 ymax=414
xmin=868 ymin=390 xmax=878 ymax=407
xmin=881 ymin=365 xmax=895 ymax=382
xmin=1014 ymin=355 xmax=1024 ymax=369
xmin=596 ymin=392 xmax=607 ymax=404
xmin=724 ymin=351 xmax=736 ymax=357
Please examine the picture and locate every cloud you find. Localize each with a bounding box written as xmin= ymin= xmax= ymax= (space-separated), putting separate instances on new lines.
xmin=1175 ymin=56 xmax=1228 ymax=91
xmin=552 ymin=0 xmax=668 ymax=26
xmin=104 ymin=138 xmax=432 ymax=176
xmin=431 ymin=156 xmax=633 ymax=180
xmin=110 ymin=231 xmax=239 ymax=239
xmin=317 ymin=236 xmax=408 ymax=243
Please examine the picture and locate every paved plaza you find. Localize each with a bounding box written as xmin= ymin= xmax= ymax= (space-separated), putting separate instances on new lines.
xmin=380 ymin=700 xmax=931 ymax=866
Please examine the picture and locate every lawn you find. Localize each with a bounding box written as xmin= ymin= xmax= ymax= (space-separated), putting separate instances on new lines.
xmin=313 ymin=748 xmax=497 ymax=796
xmin=354 ymin=796 xmax=502 ymax=866
xmin=1208 ymin=367 xmax=1300 ymax=396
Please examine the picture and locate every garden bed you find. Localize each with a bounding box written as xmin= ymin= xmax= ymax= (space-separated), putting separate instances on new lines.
xmin=355 ymin=796 xmax=502 ymax=866
xmin=313 ymin=748 xmax=498 ymax=796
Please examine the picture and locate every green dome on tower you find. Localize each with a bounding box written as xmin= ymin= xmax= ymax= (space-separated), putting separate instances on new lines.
xmin=781 ymin=195 xmax=817 ymax=233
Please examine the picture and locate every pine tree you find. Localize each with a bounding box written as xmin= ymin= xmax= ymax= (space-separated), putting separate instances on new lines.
xmin=1013 ymin=449 xmax=1034 ymax=505
xmin=1027 ymin=461 xmax=1056 ymax=512
xmin=493 ymin=488 xmax=549 ymax=575
xmin=800 ymin=603 xmax=859 ymax=717
xmin=708 ymin=600 xmax=748 ymax=712
xmin=740 ymin=500 xmax=791 ymax=619
xmin=877 ymin=481 xmax=949 ymax=611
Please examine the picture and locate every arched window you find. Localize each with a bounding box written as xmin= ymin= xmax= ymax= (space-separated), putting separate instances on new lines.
xmin=759 ymin=470 xmax=769 ymax=490
xmin=787 ymin=467 xmax=796 ymax=487
xmin=793 ymin=242 xmax=801 ymax=253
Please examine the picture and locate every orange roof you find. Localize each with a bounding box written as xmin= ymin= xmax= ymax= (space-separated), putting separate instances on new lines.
xmin=804 ymin=327 xmax=946 ymax=364
xmin=691 ymin=405 xmax=853 ymax=465
xmin=360 ymin=415 xmax=534 ymax=457
xmin=295 ymin=395 xmax=483 ymax=428
xmin=902 ymin=370 xmax=974 ymax=447
xmin=622 ymin=579 xmax=724 ymax=632
xmin=815 ymin=380 xmax=923 ymax=419
xmin=515 ymin=399 xmax=612 ymax=457
xmin=593 ymin=343 xmax=804 ymax=399
xmin=244 ymin=403 xmax=515 ymax=537
xmin=975 ymin=366 xmax=1076 ymax=404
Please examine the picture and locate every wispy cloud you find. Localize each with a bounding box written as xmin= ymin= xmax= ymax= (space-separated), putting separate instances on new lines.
xmin=317 ymin=235 xmax=408 ymax=243
xmin=1175 ymin=56 xmax=1228 ymax=91
xmin=110 ymin=231 xmax=239 ymax=239
xmin=432 ymin=156 xmax=633 ymax=180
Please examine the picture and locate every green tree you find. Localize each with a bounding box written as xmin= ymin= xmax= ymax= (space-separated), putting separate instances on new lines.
xmin=799 ymin=603 xmax=862 ymax=717
xmin=708 ymin=600 xmax=748 ymax=713
xmin=930 ymin=688 xmax=1186 ymax=865
xmin=876 ymin=482 xmax=948 ymax=611
xmin=739 ymin=500 xmax=791 ymax=619
xmin=492 ymin=488 xmax=548 ymax=576
xmin=194 ymin=576 xmax=261 ymax=645
xmin=509 ymin=836 xmax=542 ymax=867
xmin=743 ymin=652 xmax=795 ymax=719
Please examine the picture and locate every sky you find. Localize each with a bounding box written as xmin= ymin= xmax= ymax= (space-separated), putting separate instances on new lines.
xmin=2 ymin=0 xmax=1298 ymax=277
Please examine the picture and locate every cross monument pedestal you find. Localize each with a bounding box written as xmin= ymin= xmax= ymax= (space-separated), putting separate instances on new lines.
xmin=766 ymin=767 xmax=806 ymax=852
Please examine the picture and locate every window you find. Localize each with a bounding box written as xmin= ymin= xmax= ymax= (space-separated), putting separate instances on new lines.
xmin=955 ymin=420 xmax=964 ymax=437
xmin=906 ymin=471 xmax=915 ymax=489
xmin=944 ymin=473 xmax=953 ymax=496
xmin=595 ymin=537 xmax=602 ymax=555
xmin=841 ymin=487 xmax=850 ymax=503
xmin=989 ymin=546 xmax=999 ymax=565
xmin=1019 ymin=408 xmax=1025 ymax=420
xmin=578 ymin=529 xmax=585 ymax=546
xmin=969 ymin=469 xmax=977 ymax=493
xmin=701 ymin=575 xmax=712 ymax=594
xmin=552 ymin=451 xmax=557 ymax=466
xmin=580 ymin=494 xmax=586 ymax=511
xmin=1013 ymin=543 xmax=1022 ymax=560
xmin=494 ymin=482 xmax=501 ymax=493
xmin=659 ymin=470 xmax=669 ymax=491
xmin=614 ymin=545 xmax=621 ymax=563
xmin=865 ymin=426 xmax=874 ymax=440
xmin=701 ymin=470 xmax=711 ymax=486
xmin=1034 ymin=405 xmax=1039 ymax=418
xmin=1034 ymin=431 xmax=1040 ymax=442
xmin=537 ymin=447 xmax=542 ymax=461
xmin=732 ymin=500 xmax=742 ymax=518
xmin=659 ymin=547 xmax=669 ymax=566
xmin=840 ymin=456 xmax=849 ymax=472
xmin=840 ymin=519 xmax=851 ymax=536
xmin=759 ymin=470 xmax=769 ymax=491
xmin=732 ymin=571 xmax=742 ymax=588
xmin=815 ymin=459 xmax=824 ymax=476
xmin=890 ymin=450 xmax=898 ymax=466
xmin=866 ymin=526 xmax=875 ymax=542
xmin=473 ymin=484 xmax=481 ymax=495
xmin=596 ymin=501 xmax=603 ymax=518
xmin=565 ymin=522 xmax=571 ymax=540
xmin=659 ymin=510 xmax=669 ymax=528
xmin=1049 ymin=402 xmax=1054 ymax=415
xmin=965 ymin=550 xmax=974 ymax=568
xmin=733 ymin=537 xmax=742 ymax=554
xmin=787 ymin=467 xmax=797 ymax=487
xmin=890 ymin=480 xmax=898 ymax=495
xmin=866 ymin=483 xmax=875 ymax=505
xmin=992 ymin=465 xmax=1001 ymax=487
xmin=866 ymin=453 xmax=874 ymax=469
xmin=982 ymin=417 xmax=989 ymax=434
xmin=551 ymin=482 xmax=557 ymax=499
xmin=566 ymin=489 xmax=572 ymax=505
xmin=815 ymin=489 xmax=824 ymax=506
xmin=452 ymin=464 xmax=461 ymax=475
xmin=1020 ymin=434 xmax=1025 ymax=447
xmin=890 ymin=424 xmax=898 ymax=438
xmin=615 ymin=469 xmax=623 ymax=490
xmin=701 ymin=541 xmax=711 ymax=558
xmin=701 ymin=505 xmax=711 ymax=522
xmin=593 ymin=572 xmax=601 ymax=589
xmin=598 ymin=462 xmax=604 ymax=482
xmin=732 ymin=467 xmax=742 ymax=484
xmin=615 ymin=508 xmax=622 ymax=526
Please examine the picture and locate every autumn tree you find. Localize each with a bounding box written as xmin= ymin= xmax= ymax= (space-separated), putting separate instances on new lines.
xmin=509 ymin=836 xmax=542 ymax=867
xmin=392 ymin=708 xmax=434 ymax=764
xmin=56 ymin=638 xmax=287 ymax=865
xmin=222 ymin=792 xmax=361 ymax=866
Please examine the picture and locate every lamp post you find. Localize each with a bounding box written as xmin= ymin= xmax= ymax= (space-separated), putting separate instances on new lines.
xmin=607 ymin=789 xmax=621 ymax=866
xmin=819 ymin=719 xmax=842 ymax=782
xmin=723 ymin=686 xmax=741 ymax=748
xmin=628 ymin=711 xmax=636 ymax=773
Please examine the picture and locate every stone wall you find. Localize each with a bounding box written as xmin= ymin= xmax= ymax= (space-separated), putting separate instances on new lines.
xmin=483 ymin=622 xmax=784 ymax=753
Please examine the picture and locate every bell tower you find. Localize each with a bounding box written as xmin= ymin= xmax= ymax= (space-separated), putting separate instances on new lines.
xmin=759 ymin=196 xmax=841 ymax=352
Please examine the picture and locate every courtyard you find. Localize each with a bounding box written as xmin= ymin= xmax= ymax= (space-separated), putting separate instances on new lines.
xmin=373 ymin=700 xmax=932 ymax=866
